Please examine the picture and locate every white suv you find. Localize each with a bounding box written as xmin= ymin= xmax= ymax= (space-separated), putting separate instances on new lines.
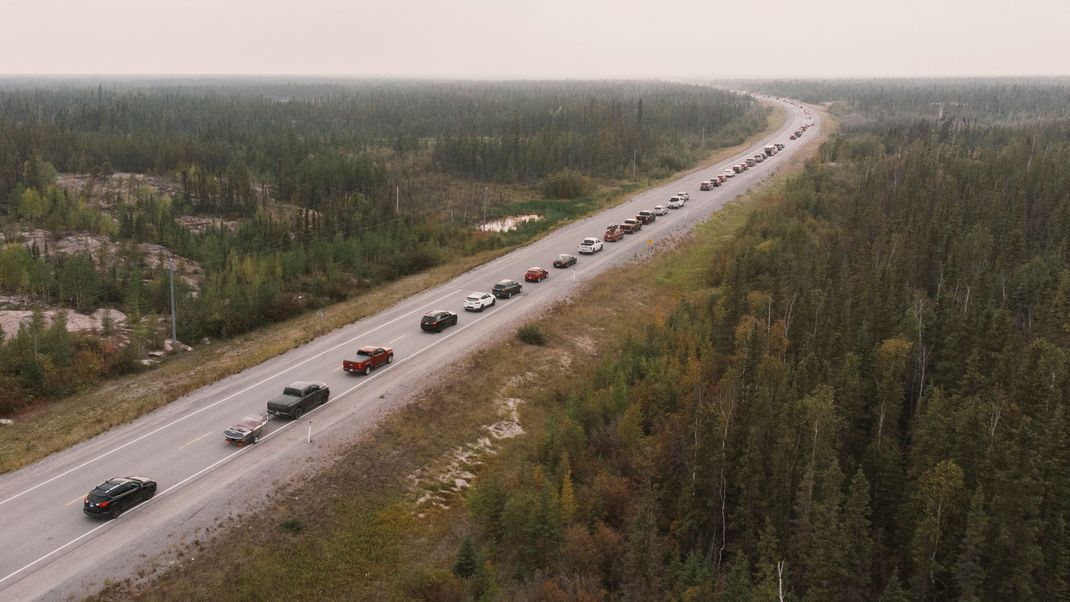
xmin=668 ymin=196 xmax=684 ymax=209
xmin=463 ymin=292 xmax=496 ymax=312
xmin=676 ymin=191 xmax=689 ymax=202
xmin=578 ymin=237 xmax=604 ymax=254
xmin=653 ymin=204 xmax=668 ymax=216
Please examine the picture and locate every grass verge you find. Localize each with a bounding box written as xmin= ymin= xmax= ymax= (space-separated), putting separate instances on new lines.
xmin=1 ymin=104 xmax=786 ymax=476
xmin=88 ymin=105 xmax=830 ymax=601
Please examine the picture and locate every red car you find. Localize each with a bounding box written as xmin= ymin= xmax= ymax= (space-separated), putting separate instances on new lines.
xmin=604 ymin=224 xmax=624 ymax=242
xmin=343 ymin=346 xmax=394 ymax=375
xmin=700 ymin=180 xmax=712 ymax=191
xmin=525 ymin=267 xmax=549 ymax=282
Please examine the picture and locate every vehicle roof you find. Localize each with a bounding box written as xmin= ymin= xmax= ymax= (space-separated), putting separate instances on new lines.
xmin=357 ymin=346 xmax=384 ymax=353
xmin=582 ymin=237 xmax=597 ymax=242
xmin=287 ymin=381 xmax=314 ymax=389
xmin=425 ymin=309 xmax=452 ymax=315
xmin=495 ymin=279 xmax=516 ymax=285
xmin=93 ymin=476 xmax=140 ymax=494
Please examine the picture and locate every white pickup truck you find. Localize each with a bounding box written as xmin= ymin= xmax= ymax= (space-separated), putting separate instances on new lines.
xmin=578 ymin=237 xmax=604 ymax=254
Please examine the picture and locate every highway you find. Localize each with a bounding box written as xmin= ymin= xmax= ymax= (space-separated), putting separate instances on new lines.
xmin=0 ymin=95 xmax=817 ymax=600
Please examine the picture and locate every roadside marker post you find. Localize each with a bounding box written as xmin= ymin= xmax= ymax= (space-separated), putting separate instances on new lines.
xmin=307 ymin=421 xmax=312 ymax=444
xmin=572 ymin=267 xmax=576 ymax=282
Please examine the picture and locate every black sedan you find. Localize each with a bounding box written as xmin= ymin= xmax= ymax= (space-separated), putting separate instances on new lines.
xmin=421 ymin=310 xmax=458 ymax=332
xmin=553 ymin=254 xmax=577 ymax=268
xmin=83 ymin=476 xmax=157 ymax=519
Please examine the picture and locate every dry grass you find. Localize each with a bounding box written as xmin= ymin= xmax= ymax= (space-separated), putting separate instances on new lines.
xmin=88 ymin=103 xmax=831 ymax=602
xmin=0 ymin=103 xmax=790 ymax=476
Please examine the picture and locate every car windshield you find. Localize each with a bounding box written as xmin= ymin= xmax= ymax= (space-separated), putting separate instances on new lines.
xmin=283 ymin=387 xmax=303 ymax=396
xmin=357 ymin=350 xmax=371 ymax=357
xmin=466 ymin=296 xmax=479 ymax=302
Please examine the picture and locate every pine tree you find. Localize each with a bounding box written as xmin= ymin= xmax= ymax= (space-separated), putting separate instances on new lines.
xmin=881 ymin=569 xmax=912 ymax=602
xmin=452 ymin=536 xmax=478 ymax=579
xmin=955 ymin=487 xmax=987 ymax=602
xmin=843 ymin=468 xmax=874 ymax=599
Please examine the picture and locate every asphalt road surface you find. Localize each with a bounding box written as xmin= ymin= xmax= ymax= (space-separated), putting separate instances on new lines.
xmin=0 ymin=95 xmax=817 ymax=600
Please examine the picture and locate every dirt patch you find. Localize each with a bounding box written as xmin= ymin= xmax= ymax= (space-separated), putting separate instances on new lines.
xmin=409 ymin=396 xmax=525 ymax=513
xmin=55 ymin=172 xmax=183 ymax=211
xmin=0 ymin=308 xmax=127 ymax=340
xmin=0 ymin=229 xmax=204 ymax=291
xmin=174 ymin=216 xmax=240 ymax=234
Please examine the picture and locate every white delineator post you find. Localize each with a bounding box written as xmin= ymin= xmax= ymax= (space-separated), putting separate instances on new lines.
xmin=307 ymin=420 xmax=312 ymax=444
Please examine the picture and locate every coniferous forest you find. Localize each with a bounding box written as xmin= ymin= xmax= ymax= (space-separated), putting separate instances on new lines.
xmin=456 ymin=80 xmax=1070 ymax=600
xmin=0 ymin=80 xmax=765 ymax=410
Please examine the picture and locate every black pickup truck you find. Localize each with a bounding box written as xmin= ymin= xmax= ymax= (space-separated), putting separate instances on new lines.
xmin=266 ymin=381 xmax=330 ymax=419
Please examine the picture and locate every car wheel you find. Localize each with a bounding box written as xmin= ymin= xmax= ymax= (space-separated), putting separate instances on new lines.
xmin=491 ymin=299 xmax=495 ymax=306
xmin=364 ymin=365 xmax=371 ymax=375
xmin=506 ymin=292 xmax=512 ymax=299
xmin=111 ymin=503 xmax=123 ymax=519
xmin=387 ymin=354 xmax=393 ymax=364
xmin=453 ymin=316 xmax=459 ymax=326
xmin=253 ymin=434 xmax=260 ymax=444
xmin=479 ymin=305 xmax=485 ymax=312
xmin=295 ymin=407 xmax=304 ymax=418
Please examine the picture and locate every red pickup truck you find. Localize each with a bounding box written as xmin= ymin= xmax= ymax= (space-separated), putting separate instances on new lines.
xmin=621 ymin=218 xmax=642 ymax=234
xmin=604 ymin=224 xmax=624 ymax=242
xmin=343 ymin=346 xmax=394 ymax=375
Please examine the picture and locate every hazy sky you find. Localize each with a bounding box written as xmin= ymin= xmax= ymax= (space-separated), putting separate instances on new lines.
xmin=2 ymin=0 xmax=1068 ymax=78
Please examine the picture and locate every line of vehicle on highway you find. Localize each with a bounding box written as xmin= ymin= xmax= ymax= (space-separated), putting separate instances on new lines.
xmin=74 ymin=118 xmax=799 ymax=524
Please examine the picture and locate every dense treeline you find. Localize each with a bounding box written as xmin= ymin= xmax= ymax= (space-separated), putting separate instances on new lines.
xmin=459 ymin=116 xmax=1070 ymax=599
xmin=746 ymin=77 xmax=1070 ymax=122
xmin=0 ymin=80 xmax=759 ymax=212
xmin=0 ymin=80 xmax=766 ymax=410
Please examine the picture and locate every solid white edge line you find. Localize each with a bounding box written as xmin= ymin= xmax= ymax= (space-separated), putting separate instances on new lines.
xmin=0 ymin=287 xmax=464 ymax=508
xmin=0 ymin=296 xmax=526 ymax=588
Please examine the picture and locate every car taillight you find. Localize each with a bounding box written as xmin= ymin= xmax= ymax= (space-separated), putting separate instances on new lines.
xmin=98 ymin=500 xmax=111 ymax=508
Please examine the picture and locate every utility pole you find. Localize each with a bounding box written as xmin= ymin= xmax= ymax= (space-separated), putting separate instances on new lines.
xmin=168 ymin=258 xmax=178 ymax=346
xmin=482 ymin=186 xmax=488 ymax=225
xmin=395 ymin=185 xmax=400 ymax=214
xmin=632 ymin=149 xmax=637 ymax=179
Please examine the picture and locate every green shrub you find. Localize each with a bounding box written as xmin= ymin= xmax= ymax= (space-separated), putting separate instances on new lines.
xmin=541 ymin=170 xmax=593 ymax=200
xmin=279 ymin=517 xmax=303 ymax=534
xmin=517 ymin=323 xmax=547 ymax=346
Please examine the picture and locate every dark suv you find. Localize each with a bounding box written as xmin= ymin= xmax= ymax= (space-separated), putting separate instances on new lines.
xmin=421 ymin=310 xmax=458 ymax=332
xmin=492 ymin=279 xmax=523 ymax=299
xmin=83 ymin=476 xmax=157 ymax=519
